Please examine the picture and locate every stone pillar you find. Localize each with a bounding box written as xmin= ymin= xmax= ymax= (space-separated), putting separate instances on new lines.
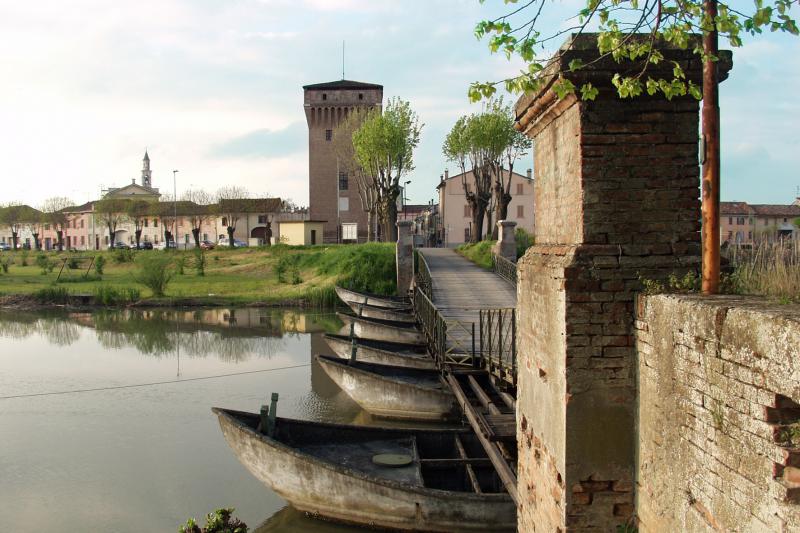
xmin=492 ymin=220 xmax=517 ymax=261
xmin=396 ymin=220 xmax=413 ymax=297
xmin=513 ymin=35 xmax=731 ymax=531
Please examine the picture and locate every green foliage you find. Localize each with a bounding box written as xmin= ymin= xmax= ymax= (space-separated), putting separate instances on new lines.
xmin=724 ymin=242 xmax=800 ymax=302
xmin=179 ymin=508 xmax=247 ymax=533
xmin=516 ymin=228 xmax=534 ymax=258
xmin=19 ymin=251 xmax=29 ymax=266
xmin=0 ymin=256 xmax=11 ymax=274
xmin=33 ymin=286 xmax=70 ymax=304
xmin=93 ymin=286 xmax=140 ymax=306
xmin=175 ymin=254 xmax=187 ymax=275
xmin=470 ymin=0 xmax=798 ymax=102
xmin=194 ymin=248 xmax=206 ymax=277
xmin=134 ymin=253 xmax=175 ymax=297
xmin=94 ymin=255 xmax=106 ymax=276
xmin=291 ymin=266 xmax=302 ymax=285
xmin=305 ymin=285 xmax=337 ymax=308
xmin=457 ymin=240 xmax=496 ymax=270
xmin=57 ymin=274 xmax=102 ymax=283
xmin=67 ymin=257 xmax=79 ymax=270
xmin=113 ymin=248 xmax=135 ymax=264
xmin=638 ymin=271 xmax=700 ymax=295
xmin=311 ymin=242 xmax=397 ymax=294
xmin=778 ymin=422 xmax=800 ymax=447
xmin=36 ymin=254 xmax=55 ymax=275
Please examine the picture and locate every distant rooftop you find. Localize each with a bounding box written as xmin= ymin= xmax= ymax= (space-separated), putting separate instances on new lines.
xmin=302 ymin=79 xmax=383 ymax=91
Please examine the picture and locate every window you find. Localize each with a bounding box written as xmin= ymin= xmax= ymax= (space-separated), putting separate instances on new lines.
xmin=517 ymin=205 xmax=525 ymax=218
xmin=736 ymin=217 xmax=745 ymax=225
xmin=325 ymin=129 xmax=332 ymax=141
xmin=154 ymin=219 xmax=158 ymax=227
xmin=464 ymin=227 xmax=471 ymax=241
xmin=728 ymin=217 xmax=732 ymax=225
xmin=727 ymin=231 xmax=733 ymax=240
xmin=80 ymin=236 xmax=85 ymax=246
xmin=339 ymin=197 xmax=349 ymax=212
xmin=516 ymin=183 xmax=524 ymax=195
xmin=222 ymin=217 xmax=228 ymax=226
xmin=464 ymin=205 xmax=470 ymax=218
xmin=258 ymin=215 xmax=267 ymax=224
xmin=203 ymin=233 xmax=208 ymax=241
xmin=144 ymin=219 xmax=149 ymax=227
xmin=104 ymin=236 xmax=109 ymax=245
xmin=80 ymin=219 xmax=84 ymax=229
xmin=358 ymin=93 xmax=363 ymax=100
xmin=339 ymin=171 xmax=348 ymax=191
xmin=748 ymin=231 xmax=752 ymax=239
xmin=322 ymin=93 xmax=327 ymax=101
xmin=44 ymin=224 xmax=50 ymax=230
xmin=342 ymin=223 xmax=357 ymax=241
xmin=784 ymin=218 xmax=789 ymax=223
xmin=185 ymin=234 xmax=190 ymax=243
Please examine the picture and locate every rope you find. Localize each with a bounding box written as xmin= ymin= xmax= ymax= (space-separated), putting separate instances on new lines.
xmin=0 ymin=363 xmax=310 ymax=400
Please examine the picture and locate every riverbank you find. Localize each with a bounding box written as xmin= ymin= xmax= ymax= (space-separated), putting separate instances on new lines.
xmin=0 ymin=243 xmax=396 ymax=309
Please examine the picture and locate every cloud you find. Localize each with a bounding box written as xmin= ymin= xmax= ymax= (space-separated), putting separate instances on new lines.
xmin=211 ymin=123 xmax=306 ymax=159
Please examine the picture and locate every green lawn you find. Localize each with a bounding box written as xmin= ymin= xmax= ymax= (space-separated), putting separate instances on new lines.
xmin=0 ymin=243 xmax=396 ymax=306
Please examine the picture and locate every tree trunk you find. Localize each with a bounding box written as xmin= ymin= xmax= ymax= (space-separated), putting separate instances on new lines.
xmin=493 ymin=190 xmax=511 ymax=239
xmin=227 ymin=226 xmax=235 ymax=248
xmin=108 ymin=226 xmax=116 ymax=249
xmin=386 ymin=198 xmax=398 ymax=242
xmin=192 ymin=228 xmax=201 ymax=248
xmin=11 ymin=232 xmax=18 ymax=251
xmin=57 ymin=230 xmax=64 ymax=251
xmin=470 ymin=204 xmax=485 ymax=244
xmin=135 ymin=230 xmax=142 ymax=249
xmin=33 ymin=234 xmax=40 ymax=251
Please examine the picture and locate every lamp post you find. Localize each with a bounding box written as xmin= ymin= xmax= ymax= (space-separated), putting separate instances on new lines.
xmin=403 ymin=180 xmax=411 ymax=220
xmin=172 ymin=169 xmax=178 ymax=249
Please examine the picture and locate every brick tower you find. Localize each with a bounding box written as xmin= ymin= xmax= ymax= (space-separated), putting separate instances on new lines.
xmin=303 ymin=80 xmax=383 ymax=242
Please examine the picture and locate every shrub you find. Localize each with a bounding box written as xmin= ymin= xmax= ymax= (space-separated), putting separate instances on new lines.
xmin=0 ymin=256 xmax=11 ymax=274
xmin=57 ymin=274 xmax=102 ymax=283
xmin=180 ymin=508 xmax=247 ymax=533
xmin=94 ymin=255 xmax=106 ymax=275
xmin=19 ymin=251 xmax=29 ymax=266
xmin=311 ymin=242 xmax=396 ymax=294
xmin=194 ymin=249 xmax=206 ymax=277
xmin=291 ymin=266 xmax=302 ymax=285
xmin=33 ymin=286 xmax=70 ymax=304
xmin=456 ymin=240 xmax=496 ymax=270
xmin=275 ymin=255 xmax=291 ymax=283
xmin=113 ymin=248 xmax=135 ymax=263
xmin=67 ymin=257 xmax=79 ymax=270
xmin=133 ymin=253 xmax=175 ymax=297
xmin=175 ymin=254 xmax=188 ymax=275
xmin=93 ymin=286 xmax=140 ymax=305
xmin=36 ymin=254 xmax=55 ymax=275
xmin=516 ymin=227 xmax=534 ymax=258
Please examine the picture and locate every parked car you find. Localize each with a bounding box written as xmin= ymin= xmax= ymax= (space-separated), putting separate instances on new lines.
xmin=113 ymin=241 xmax=130 ymax=250
xmin=217 ymin=237 xmax=248 ymax=248
xmin=0 ymin=243 xmax=11 ymax=251
xmin=199 ymin=240 xmax=216 ymax=250
xmin=136 ymin=242 xmax=154 ymax=250
xmin=153 ymin=241 xmax=176 ymax=250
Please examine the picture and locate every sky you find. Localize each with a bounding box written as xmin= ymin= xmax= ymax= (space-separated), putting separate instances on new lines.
xmin=0 ymin=0 xmax=797 ymax=208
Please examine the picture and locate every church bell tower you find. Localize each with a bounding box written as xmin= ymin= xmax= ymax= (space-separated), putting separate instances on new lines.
xmin=141 ymin=150 xmax=152 ymax=188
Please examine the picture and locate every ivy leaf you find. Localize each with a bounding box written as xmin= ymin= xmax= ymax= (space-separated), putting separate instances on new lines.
xmin=568 ymin=58 xmax=584 ymax=72
xmin=580 ymin=83 xmax=599 ymax=100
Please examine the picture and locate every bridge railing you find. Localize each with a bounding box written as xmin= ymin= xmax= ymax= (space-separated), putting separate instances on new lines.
xmin=492 ymin=254 xmax=517 ymax=285
xmin=479 ymin=307 xmax=517 ymax=386
xmin=413 ymin=286 xmax=474 ymax=367
xmin=415 ymin=250 xmax=433 ymax=299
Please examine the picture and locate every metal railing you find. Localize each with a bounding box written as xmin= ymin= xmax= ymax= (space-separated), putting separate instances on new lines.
xmin=416 ymin=250 xmax=433 ymax=299
xmin=413 ymin=286 xmax=474 ymax=367
xmin=479 ymin=308 xmax=517 ymax=386
xmin=492 ymin=254 xmax=517 ymax=285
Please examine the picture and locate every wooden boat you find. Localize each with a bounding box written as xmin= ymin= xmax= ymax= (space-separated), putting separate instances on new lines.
xmin=335 ymin=286 xmax=410 ymax=310
xmin=212 ymin=408 xmax=516 ymax=532
xmin=316 ymin=355 xmax=456 ymax=421
xmin=324 ymin=334 xmax=434 ymax=370
xmin=344 ymin=300 xmax=416 ymax=324
xmin=337 ymin=312 xmax=426 ymax=345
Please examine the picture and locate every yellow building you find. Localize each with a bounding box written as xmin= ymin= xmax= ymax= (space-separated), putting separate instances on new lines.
xmin=279 ymin=220 xmax=325 ymax=245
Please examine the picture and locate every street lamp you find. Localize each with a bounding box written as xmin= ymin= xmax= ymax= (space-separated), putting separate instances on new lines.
xmin=403 ymin=180 xmax=411 ymax=220
xmin=173 ymin=170 xmax=178 ymax=249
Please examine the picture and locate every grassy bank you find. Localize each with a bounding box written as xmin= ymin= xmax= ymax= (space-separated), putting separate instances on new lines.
xmin=0 ymin=243 xmax=396 ymax=307
xmin=456 ymin=240 xmax=496 ymax=269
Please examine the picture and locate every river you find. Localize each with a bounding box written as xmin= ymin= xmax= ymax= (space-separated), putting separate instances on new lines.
xmin=0 ymin=307 xmax=378 ymax=532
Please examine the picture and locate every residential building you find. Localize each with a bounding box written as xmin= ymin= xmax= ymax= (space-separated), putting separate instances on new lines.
xmin=437 ymin=168 xmax=534 ymax=246
xmin=720 ymin=198 xmax=800 ymax=246
xmin=303 ymin=79 xmax=383 ymax=243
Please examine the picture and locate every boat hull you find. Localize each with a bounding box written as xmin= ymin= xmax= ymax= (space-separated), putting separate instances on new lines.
xmin=345 ymin=301 xmax=416 ymax=323
xmin=335 ymin=286 xmax=410 ymax=310
xmin=338 ymin=313 xmax=425 ymax=345
xmin=317 ymin=355 xmax=456 ymax=421
xmin=324 ymin=334 xmax=434 ymax=370
xmin=213 ymin=410 xmax=515 ymax=532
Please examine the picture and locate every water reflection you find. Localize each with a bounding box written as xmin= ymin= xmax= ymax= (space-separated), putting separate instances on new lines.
xmin=255 ymin=506 xmax=363 ymax=532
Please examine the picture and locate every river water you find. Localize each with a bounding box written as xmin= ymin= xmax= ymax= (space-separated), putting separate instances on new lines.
xmin=0 ymin=307 xmax=379 ymax=532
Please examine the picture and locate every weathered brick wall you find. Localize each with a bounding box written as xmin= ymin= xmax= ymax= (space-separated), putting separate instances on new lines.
xmin=637 ymin=294 xmax=800 ymax=532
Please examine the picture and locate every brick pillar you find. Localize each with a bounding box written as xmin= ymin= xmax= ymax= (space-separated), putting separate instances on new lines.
xmin=513 ymin=35 xmax=731 ymax=531
xmin=396 ymin=220 xmax=413 ymax=297
xmin=492 ymin=220 xmax=517 ymax=261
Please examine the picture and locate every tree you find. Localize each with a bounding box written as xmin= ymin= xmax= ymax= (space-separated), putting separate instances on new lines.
xmin=490 ymin=104 xmax=532 ymax=238
xmin=471 ymin=0 xmax=798 ymax=292
xmin=0 ymin=204 xmax=24 ymax=250
xmin=333 ymin=107 xmax=380 ymax=242
xmin=41 ymin=197 xmax=73 ymax=251
xmin=155 ymin=196 xmax=177 ymax=246
xmin=216 ymin=186 xmax=250 ymax=248
xmin=21 ymin=206 xmax=44 ymax=250
xmin=182 ymin=189 xmax=213 ymax=248
xmin=352 ymin=98 xmax=422 ymax=242
xmin=126 ymin=200 xmax=150 ymax=249
xmin=95 ymin=198 xmax=129 ymax=249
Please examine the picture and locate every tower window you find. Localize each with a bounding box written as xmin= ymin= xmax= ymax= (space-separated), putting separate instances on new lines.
xmin=325 ymin=129 xmax=332 ymax=141
xmin=322 ymin=93 xmax=327 ymax=101
xmin=339 ymin=171 xmax=348 ymax=191
xmin=358 ymin=93 xmax=363 ymax=100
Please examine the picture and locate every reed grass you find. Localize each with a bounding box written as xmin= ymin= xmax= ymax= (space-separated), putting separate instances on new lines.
xmin=726 ymin=241 xmax=800 ymax=302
